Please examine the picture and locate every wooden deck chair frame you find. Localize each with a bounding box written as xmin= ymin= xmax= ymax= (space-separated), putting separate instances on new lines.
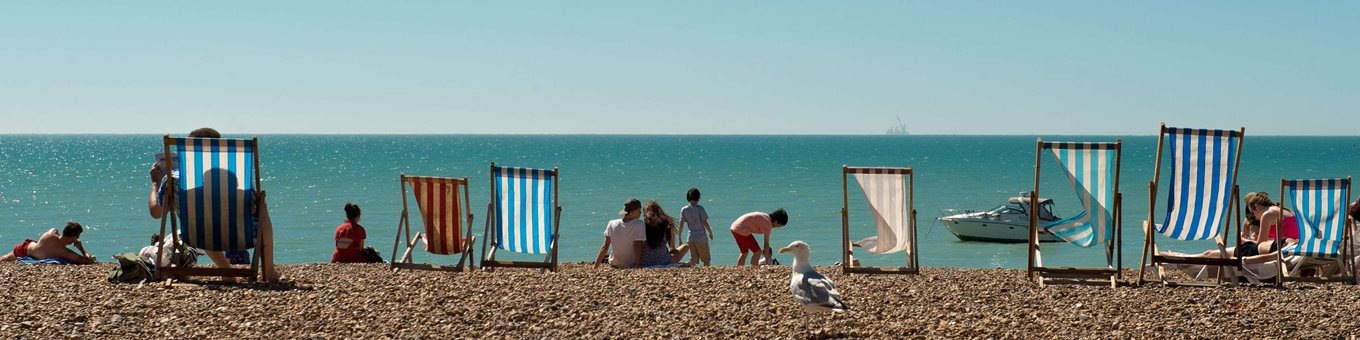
xmin=155 ymin=135 xmax=264 ymax=282
xmin=390 ymin=174 xmax=477 ymax=272
xmin=1027 ymin=139 xmax=1123 ymax=287
xmin=1276 ymin=177 xmax=1356 ymax=285
xmin=479 ymin=162 xmax=562 ymax=273
xmin=840 ymin=166 xmax=918 ymax=275
xmin=1138 ymin=124 xmax=1246 ymax=287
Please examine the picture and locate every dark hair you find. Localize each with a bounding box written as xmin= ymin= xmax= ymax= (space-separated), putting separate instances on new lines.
xmin=1349 ymin=200 xmax=1360 ymax=221
xmin=62 ymin=221 xmax=83 ymax=239
xmin=643 ymin=200 xmax=675 ymax=249
xmin=686 ymin=188 xmax=701 ymax=202
xmin=189 ymin=128 xmax=222 ymax=138
xmin=151 ymin=233 xmax=162 ymax=244
xmin=769 ymin=208 xmax=788 ymax=226
xmin=344 ymin=202 xmax=362 ymax=222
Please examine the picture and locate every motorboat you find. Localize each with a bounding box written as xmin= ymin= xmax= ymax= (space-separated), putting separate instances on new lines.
xmin=937 ymin=193 xmax=1062 ymax=243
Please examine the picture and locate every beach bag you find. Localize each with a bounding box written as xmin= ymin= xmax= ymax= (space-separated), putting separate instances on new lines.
xmin=361 ymin=247 xmax=384 ymax=263
xmin=108 ymin=253 xmax=155 ymax=284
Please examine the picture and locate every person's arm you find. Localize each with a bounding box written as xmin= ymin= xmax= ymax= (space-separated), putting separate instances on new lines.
xmin=703 ymin=219 xmax=713 ymax=241
xmin=594 ymin=237 xmax=611 ymax=269
xmin=1258 ymin=210 xmax=1280 ymax=242
xmin=632 ymin=240 xmax=644 ymax=269
xmin=147 ymin=164 xmax=165 ymax=219
xmin=762 ymin=232 xmax=771 ymax=264
xmin=667 ymin=225 xmax=677 ymax=249
xmin=73 ymin=240 xmax=91 ymax=258
xmin=677 ymin=219 xmax=687 ymax=245
xmin=61 ymin=245 xmax=95 ymax=264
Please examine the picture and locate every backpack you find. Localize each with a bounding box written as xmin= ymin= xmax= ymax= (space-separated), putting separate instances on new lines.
xmin=108 ymin=252 xmax=155 ymax=284
xmin=361 ymin=247 xmax=384 ymax=263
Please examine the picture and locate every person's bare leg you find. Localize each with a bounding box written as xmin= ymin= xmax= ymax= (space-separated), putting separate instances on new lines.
xmin=736 ymin=251 xmax=748 ymax=267
xmin=0 ymin=252 xmax=15 ymax=262
xmin=694 ymin=242 xmax=712 ymax=267
xmin=686 ymin=246 xmax=697 ymax=266
xmin=671 ymin=244 xmax=690 ymax=263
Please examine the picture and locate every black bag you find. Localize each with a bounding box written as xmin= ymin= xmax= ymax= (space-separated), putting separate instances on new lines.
xmin=108 ymin=253 xmax=155 ymax=284
xmin=361 ymin=247 xmax=384 ymax=263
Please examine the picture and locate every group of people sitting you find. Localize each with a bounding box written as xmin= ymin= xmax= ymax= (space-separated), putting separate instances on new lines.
xmin=1174 ymin=191 xmax=1360 ymax=278
xmin=594 ymin=188 xmax=789 ymax=269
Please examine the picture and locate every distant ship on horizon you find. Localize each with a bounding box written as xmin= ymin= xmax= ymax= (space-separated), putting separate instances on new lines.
xmin=885 ymin=116 xmax=910 ymax=135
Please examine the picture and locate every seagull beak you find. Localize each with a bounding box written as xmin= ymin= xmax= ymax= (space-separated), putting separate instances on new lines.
xmin=778 ymin=247 xmax=790 ymax=254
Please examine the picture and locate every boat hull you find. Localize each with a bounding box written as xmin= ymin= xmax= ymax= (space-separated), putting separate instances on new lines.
xmin=938 ymin=218 xmax=1062 ymax=243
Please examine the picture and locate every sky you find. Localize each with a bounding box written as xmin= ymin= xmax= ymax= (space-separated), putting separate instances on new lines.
xmin=1 ymin=2 xmax=1356 ymax=135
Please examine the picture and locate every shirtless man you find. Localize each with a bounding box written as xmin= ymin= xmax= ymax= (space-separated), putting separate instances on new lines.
xmin=1 ymin=222 xmax=96 ymax=264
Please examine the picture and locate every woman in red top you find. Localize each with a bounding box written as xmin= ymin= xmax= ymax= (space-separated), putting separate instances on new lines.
xmin=332 ymin=203 xmax=367 ymax=263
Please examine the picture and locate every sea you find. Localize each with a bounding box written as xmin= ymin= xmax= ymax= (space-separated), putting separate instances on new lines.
xmin=2 ymin=135 xmax=1357 ymax=269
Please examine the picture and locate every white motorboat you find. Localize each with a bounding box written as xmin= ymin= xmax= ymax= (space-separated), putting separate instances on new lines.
xmin=937 ymin=193 xmax=1063 ymax=243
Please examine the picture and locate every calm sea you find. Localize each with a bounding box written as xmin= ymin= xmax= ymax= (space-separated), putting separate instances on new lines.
xmin=2 ymin=135 xmax=1357 ymax=269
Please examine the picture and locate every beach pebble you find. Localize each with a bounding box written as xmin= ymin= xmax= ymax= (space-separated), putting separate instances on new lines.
xmin=3 ymin=263 xmax=1360 ymax=337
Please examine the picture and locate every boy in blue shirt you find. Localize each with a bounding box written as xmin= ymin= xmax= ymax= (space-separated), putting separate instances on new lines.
xmin=678 ymin=188 xmax=713 ymax=267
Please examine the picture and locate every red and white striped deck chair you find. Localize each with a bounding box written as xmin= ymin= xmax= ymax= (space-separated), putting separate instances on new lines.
xmin=390 ymin=175 xmax=476 ymax=272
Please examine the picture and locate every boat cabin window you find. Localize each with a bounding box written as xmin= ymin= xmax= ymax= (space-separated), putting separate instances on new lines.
xmin=1037 ymin=201 xmax=1057 ymax=220
xmin=989 ymin=203 xmax=1029 ymax=216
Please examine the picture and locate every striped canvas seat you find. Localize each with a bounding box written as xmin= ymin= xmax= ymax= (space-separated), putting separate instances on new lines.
xmin=172 ymin=137 xmax=258 ymax=251
xmin=156 ymin=136 xmax=264 ymax=281
xmin=410 ymin=176 xmax=469 ymax=255
xmin=1155 ymin=128 xmax=1239 ymax=241
xmin=391 ymin=175 xmax=476 ymax=272
xmin=1138 ymin=125 xmax=1245 ymax=287
xmin=841 ymin=166 xmax=918 ymax=275
xmin=1028 ymin=140 xmax=1122 ymax=286
xmin=1282 ymin=179 xmax=1350 ymax=258
xmin=1042 ymin=142 xmax=1118 ymax=248
xmin=481 ymin=163 xmax=561 ymax=272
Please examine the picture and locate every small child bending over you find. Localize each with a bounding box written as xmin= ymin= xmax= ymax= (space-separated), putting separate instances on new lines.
xmin=729 ymin=208 xmax=788 ymax=267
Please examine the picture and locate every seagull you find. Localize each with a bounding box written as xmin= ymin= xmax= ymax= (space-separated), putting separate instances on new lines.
xmin=779 ymin=240 xmax=848 ymax=335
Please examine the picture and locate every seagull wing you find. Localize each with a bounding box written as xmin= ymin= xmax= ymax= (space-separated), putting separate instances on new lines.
xmin=791 ymin=269 xmax=849 ymax=312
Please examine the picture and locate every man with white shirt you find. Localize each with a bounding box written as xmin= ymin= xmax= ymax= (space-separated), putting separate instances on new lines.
xmin=594 ymin=199 xmax=646 ymax=269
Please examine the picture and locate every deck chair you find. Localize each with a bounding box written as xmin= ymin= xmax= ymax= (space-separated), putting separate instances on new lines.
xmin=840 ymin=166 xmax=918 ymax=275
xmin=1027 ymin=140 xmax=1122 ymax=287
xmin=1277 ymin=178 xmax=1356 ymax=284
xmin=479 ymin=163 xmax=561 ymax=272
xmin=155 ymin=136 xmax=264 ymax=281
xmin=1138 ymin=124 xmax=1245 ymax=286
xmin=390 ymin=175 xmax=477 ymax=272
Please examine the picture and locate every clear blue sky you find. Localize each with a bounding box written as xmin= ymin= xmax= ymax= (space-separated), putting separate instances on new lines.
xmin=1 ymin=2 xmax=1355 ymax=135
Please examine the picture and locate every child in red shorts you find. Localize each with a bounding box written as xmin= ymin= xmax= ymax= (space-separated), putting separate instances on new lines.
xmin=729 ymin=208 xmax=787 ymax=266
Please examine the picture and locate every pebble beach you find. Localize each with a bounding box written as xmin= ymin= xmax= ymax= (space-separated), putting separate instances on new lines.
xmin=3 ymin=263 xmax=1359 ymax=339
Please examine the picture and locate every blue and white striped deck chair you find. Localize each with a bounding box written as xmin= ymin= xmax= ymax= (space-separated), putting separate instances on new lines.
xmin=156 ymin=136 xmax=264 ymax=281
xmin=1138 ymin=124 xmax=1246 ymax=286
xmin=479 ymin=162 xmax=562 ymax=272
xmin=1279 ymin=178 xmax=1355 ymax=284
xmin=1028 ymin=140 xmax=1122 ymax=287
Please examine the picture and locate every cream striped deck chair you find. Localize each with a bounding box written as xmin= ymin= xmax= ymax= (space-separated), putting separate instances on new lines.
xmin=480 ymin=163 xmax=562 ymax=273
xmin=1277 ymin=178 xmax=1356 ymax=284
xmin=155 ymin=136 xmax=265 ymax=281
xmin=1027 ymin=139 xmax=1122 ymax=287
xmin=1138 ymin=124 xmax=1246 ymax=286
xmin=391 ymin=175 xmax=477 ymax=272
xmin=840 ymin=166 xmax=918 ymax=275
